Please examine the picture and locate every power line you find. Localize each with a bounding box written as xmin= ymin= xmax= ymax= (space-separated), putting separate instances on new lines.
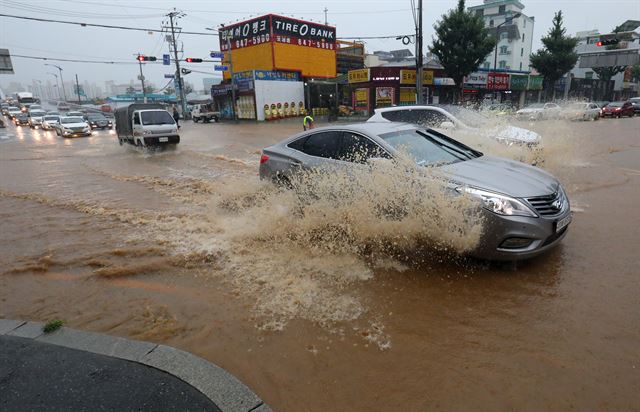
xmin=12 ymin=54 xmax=147 ymax=64
xmin=0 ymin=0 xmax=163 ymax=19
xmin=0 ymin=13 xmax=218 ymax=35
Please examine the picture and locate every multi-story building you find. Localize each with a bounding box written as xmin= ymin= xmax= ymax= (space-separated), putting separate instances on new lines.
xmin=468 ymin=0 xmax=535 ymax=73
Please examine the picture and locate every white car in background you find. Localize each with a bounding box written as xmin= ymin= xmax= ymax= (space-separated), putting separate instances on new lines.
xmin=28 ymin=109 xmax=47 ymax=129
xmin=41 ymin=115 xmax=61 ymax=130
xmin=560 ymin=102 xmax=601 ymax=121
xmin=367 ymin=105 xmax=541 ymax=145
xmin=515 ymin=102 xmax=561 ymax=120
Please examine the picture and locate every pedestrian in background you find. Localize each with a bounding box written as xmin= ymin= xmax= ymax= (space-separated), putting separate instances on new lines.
xmin=303 ymin=115 xmax=314 ymax=131
xmin=172 ymin=106 xmax=180 ymax=129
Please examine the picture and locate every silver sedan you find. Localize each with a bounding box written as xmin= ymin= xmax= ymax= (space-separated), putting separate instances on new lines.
xmin=259 ymin=123 xmax=571 ymax=261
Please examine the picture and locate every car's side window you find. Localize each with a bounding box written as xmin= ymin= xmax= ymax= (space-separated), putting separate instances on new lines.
xmin=338 ymin=132 xmax=390 ymax=163
xmin=299 ymin=131 xmax=342 ymax=159
xmin=287 ymin=135 xmax=308 ymax=151
xmin=380 ymin=110 xmax=407 ymax=122
xmin=415 ymin=110 xmax=450 ymax=128
xmin=133 ymin=113 xmax=140 ymax=125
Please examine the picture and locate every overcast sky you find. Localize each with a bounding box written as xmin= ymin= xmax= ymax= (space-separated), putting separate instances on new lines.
xmin=1 ymin=0 xmax=639 ymax=92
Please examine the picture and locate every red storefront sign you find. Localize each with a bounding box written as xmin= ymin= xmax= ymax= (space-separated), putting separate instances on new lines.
xmin=487 ymin=73 xmax=509 ymax=90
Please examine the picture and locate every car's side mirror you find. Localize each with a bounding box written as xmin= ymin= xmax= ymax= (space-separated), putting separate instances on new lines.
xmin=440 ymin=121 xmax=455 ymax=130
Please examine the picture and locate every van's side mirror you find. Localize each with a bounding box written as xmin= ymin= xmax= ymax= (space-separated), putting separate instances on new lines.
xmin=440 ymin=121 xmax=455 ymax=130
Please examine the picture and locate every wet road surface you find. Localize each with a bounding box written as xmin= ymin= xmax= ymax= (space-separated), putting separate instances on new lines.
xmin=1 ymin=115 xmax=639 ymax=411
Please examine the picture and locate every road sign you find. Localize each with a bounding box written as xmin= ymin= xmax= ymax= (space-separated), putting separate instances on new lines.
xmin=164 ymin=74 xmax=175 ymax=79
xmin=163 ymin=54 xmax=170 ymax=65
xmin=210 ymin=51 xmax=224 ymax=59
xmin=214 ymin=65 xmax=229 ymax=71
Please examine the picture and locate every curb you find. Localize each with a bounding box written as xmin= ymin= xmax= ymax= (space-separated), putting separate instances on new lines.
xmin=0 ymin=319 xmax=271 ymax=412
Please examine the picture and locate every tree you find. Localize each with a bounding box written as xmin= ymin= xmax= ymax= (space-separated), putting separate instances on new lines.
xmin=183 ymin=82 xmax=193 ymax=95
xmin=163 ymin=87 xmax=175 ymax=96
xmin=125 ymin=86 xmax=135 ymax=95
xmin=143 ymin=85 xmax=155 ymax=94
xmin=530 ymin=11 xmax=578 ymax=99
xmin=429 ymin=0 xmax=495 ymax=100
xmin=631 ymin=65 xmax=640 ymax=83
xmin=592 ymin=25 xmax=627 ymax=84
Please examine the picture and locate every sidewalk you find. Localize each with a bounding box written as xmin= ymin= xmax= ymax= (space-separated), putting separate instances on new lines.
xmin=0 ymin=320 xmax=270 ymax=412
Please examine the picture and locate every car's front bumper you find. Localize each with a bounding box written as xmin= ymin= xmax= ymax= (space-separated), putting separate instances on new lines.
xmin=143 ymin=135 xmax=180 ymax=146
xmin=471 ymin=206 xmax=572 ymax=261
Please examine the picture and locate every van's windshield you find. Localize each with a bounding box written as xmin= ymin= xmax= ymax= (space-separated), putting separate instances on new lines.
xmin=141 ymin=111 xmax=175 ymax=126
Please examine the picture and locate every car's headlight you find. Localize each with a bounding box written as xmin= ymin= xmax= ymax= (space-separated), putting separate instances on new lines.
xmin=457 ymin=187 xmax=537 ymax=217
xmin=143 ymin=130 xmax=153 ymax=135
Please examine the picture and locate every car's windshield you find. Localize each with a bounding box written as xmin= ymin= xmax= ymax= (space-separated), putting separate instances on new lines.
xmin=440 ymin=105 xmax=489 ymax=127
xmin=30 ymin=111 xmax=46 ymax=117
xmin=608 ymin=102 xmax=623 ymax=107
xmin=379 ymin=128 xmax=479 ymax=166
xmin=140 ymin=110 xmax=175 ymax=126
xmin=61 ymin=117 xmax=84 ymax=124
xmin=43 ymin=116 xmax=59 ymax=121
xmin=9 ymin=107 xmax=19 ymax=111
xmin=88 ymin=114 xmax=106 ymax=120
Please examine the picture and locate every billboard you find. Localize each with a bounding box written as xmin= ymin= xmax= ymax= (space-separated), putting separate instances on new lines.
xmin=399 ymin=70 xmax=434 ymax=85
xmin=219 ymin=14 xmax=336 ymax=79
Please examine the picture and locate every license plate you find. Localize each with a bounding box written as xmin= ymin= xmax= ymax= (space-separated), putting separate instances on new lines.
xmin=159 ymin=137 xmax=169 ymax=142
xmin=556 ymin=215 xmax=572 ymax=233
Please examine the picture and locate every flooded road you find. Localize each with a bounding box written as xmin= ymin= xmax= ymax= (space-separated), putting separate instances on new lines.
xmin=1 ymin=116 xmax=639 ymax=411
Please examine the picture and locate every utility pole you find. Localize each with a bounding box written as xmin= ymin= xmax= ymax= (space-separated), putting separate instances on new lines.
xmin=323 ymin=7 xmax=328 ymax=25
xmin=45 ymin=63 xmax=67 ymax=102
xmin=166 ymin=9 xmax=187 ymax=116
xmin=416 ymin=0 xmax=424 ymax=105
xmin=75 ymin=74 xmax=81 ymax=104
xmin=137 ymin=53 xmax=147 ymax=103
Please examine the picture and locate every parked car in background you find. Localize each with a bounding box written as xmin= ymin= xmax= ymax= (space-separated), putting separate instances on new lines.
xmin=601 ymin=101 xmax=635 ymax=118
xmin=54 ymin=116 xmax=91 ymax=137
xmin=85 ymin=112 xmax=113 ymax=129
xmin=259 ymin=122 xmax=571 ymax=261
xmin=13 ymin=112 xmax=30 ymax=126
xmin=560 ymin=102 xmax=601 ymax=121
xmin=191 ymin=103 xmax=220 ymax=123
xmin=367 ymin=105 xmax=541 ymax=145
xmin=41 ymin=115 xmax=61 ymax=130
xmin=629 ymin=97 xmax=640 ymax=115
xmin=515 ymin=103 xmax=561 ymax=120
xmin=28 ymin=110 xmax=47 ymax=128
xmin=28 ymin=104 xmax=43 ymax=112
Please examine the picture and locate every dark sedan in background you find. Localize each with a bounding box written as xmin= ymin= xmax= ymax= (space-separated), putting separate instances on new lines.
xmin=259 ymin=123 xmax=571 ymax=261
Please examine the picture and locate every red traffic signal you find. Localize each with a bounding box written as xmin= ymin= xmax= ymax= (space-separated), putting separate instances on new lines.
xmin=596 ymin=38 xmax=620 ymax=47
xmin=185 ymin=58 xmax=203 ymax=63
xmin=136 ymin=55 xmax=157 ymax=61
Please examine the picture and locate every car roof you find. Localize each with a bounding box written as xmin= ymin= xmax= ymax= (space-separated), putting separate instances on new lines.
xmin=373 ymin=105 xmax=445 ymax=114
xmin=276 ymin=122 xmax=420 ymax=146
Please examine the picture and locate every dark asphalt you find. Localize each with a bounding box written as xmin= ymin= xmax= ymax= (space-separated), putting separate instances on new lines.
xmin=0 ymin=335 xmax=221 ymax=411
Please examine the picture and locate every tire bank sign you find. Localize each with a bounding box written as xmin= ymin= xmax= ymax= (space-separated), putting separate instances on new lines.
xmin=219 ymin=14 xmax=336 ymax=78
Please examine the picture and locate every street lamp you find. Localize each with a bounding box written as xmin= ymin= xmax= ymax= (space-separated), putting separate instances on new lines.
xmin=492 ymin=12 xmax=521 ymax=102
xmin=47 ymin=72 xmax=60 ymax=99
xmin=45 ymin=63 xmax=67 ymax=102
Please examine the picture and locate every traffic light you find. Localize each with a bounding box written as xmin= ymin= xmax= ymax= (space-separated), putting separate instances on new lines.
xmin=136 ymin=55 xmax=157 ymax=61
xmin=181 ymin=68 xmax=192 ymax=75
xmin=596 ymin=38 xmax=620 ymax=47
xmin=185 ymin=58 xmax=203 ymax=63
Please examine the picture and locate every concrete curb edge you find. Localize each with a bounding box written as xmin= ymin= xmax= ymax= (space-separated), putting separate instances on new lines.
xmin=0 ymin=319 xmax=271 ymax=412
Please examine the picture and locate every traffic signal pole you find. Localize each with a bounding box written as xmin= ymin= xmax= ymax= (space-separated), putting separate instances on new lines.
xmin=137 ymin=53 xmax=147 ymax=103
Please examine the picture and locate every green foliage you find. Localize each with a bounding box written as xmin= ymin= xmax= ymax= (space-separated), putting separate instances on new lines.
xmin=164 ymin=87 xmax=175 ymax=96
xmin=429 ymin=0 xmax=495 ymax=92
xmin=143 ymin=85 xmax=155 ymax=94
xmin=631 ymin=65 xmax=640 ymax=83
xmin=529 ymin=11 xmax=578 ymax=92
xmin=592 ymin=25 xmax=627 ymax=81
xmin=42 ymin=319 xmax=64 ymax=333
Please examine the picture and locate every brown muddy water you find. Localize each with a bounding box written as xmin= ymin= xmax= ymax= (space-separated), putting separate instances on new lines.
xmin=1 ymin=117 xmax=638 ymax=411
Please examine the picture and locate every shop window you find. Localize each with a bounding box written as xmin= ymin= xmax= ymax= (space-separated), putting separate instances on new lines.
xmin=296 ymin=131 xmax=342 ymax=159
xmin=483 ymin=62 xmax=490 ymax=69
xmin=500 ymin=46 xmax=508 ymax=54
xmin=499 ymin=61 xmax=507 ymax=69
xmin=338 ymin=132 xmax=390 ymax=163
xmin=489 ymin=20 xmax=494 ymax=27
xmin=499 ymin=5 xmax=506 ymax=13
